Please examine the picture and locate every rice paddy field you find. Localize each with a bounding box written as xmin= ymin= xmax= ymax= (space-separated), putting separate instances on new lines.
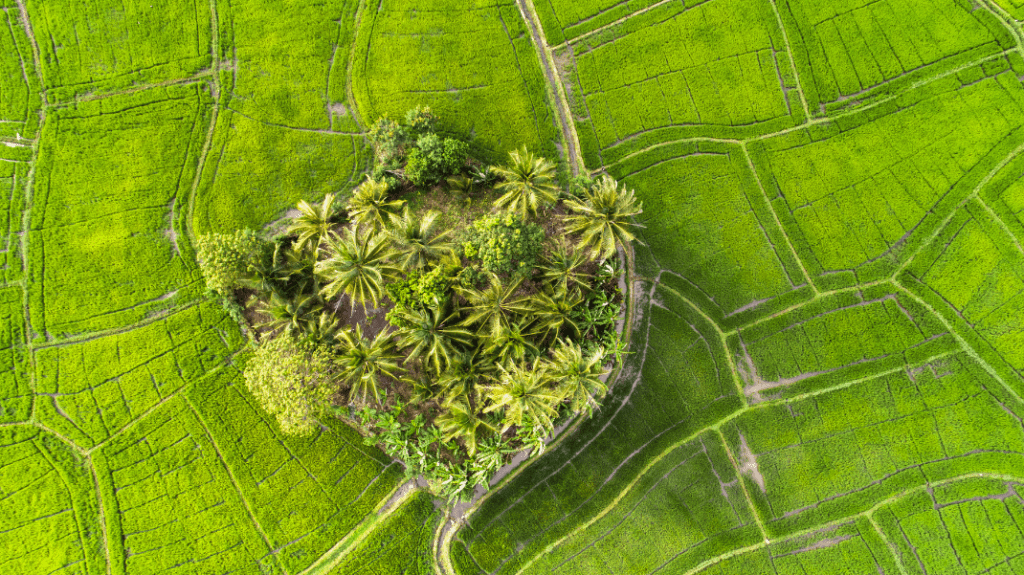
xmin=2 ymin=0 xmax=1024 ymax=573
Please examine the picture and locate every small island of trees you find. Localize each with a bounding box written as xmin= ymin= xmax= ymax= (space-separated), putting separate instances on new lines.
xmin=196 ymin=108 xmax=643 ymax=500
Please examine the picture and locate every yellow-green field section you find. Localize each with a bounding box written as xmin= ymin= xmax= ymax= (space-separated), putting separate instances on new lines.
xmin=2 ymin=0 xmax=1024 ymax=574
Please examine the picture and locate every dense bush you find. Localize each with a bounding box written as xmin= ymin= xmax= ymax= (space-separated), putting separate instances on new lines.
xmin=243 ymin=336 xmax=340 ymax=436
xmin=196 ymin=229 xmax=272 ymax=294
xmin=405 ymin=133 xmax=469 ymax=186
xmin=384 ymin=264 xmax=458 ymax=326
xmin=463 ymin=213 xmax=545 ymax=275
xmin=368 ymin=115 xmax=406 ymax=167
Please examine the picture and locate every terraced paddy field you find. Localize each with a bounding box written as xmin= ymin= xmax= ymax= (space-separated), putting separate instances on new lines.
xmin=2 ymin=0 xmax=1024 ymax=573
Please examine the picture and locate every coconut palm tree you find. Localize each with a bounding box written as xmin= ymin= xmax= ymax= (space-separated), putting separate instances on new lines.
xmin=288 ymin=192 xmax=342 ymax=254
xmin=435 ymin=399 xmax=496 ymax=457
xmin=346 ymin=177 xmax=405 ymax=230
xmin=492 ymin=146 xmax=559 ymax=217
xmin=392 ymin=304 xmax=474 ymax=375
xmin=335 ymin=324 xmax=403 ymax=405
xmin=481 ymin=360 xmax=563 ymax=432
xmin=437 ymin=349 xmax=494 ymax=407
xmin=459 ymin=275 xmax=532 ymax=337
xmin=563 ymin=175 xmax=643 ymax=261
xmin=386 ymin=207 xmax=455 ymax=271
xmin=538 ymin=241 xmax=590 ymax=292
xmin=525 ymin=287 xmax=584 ymax=343
xmin=480 ymin=319 xmax=539 ymax=366
xmin=544 ymin=339 xmax=608 ymax=417
xmin=470 ymin=164 xmax=501 ymax=188
xmin=257 ymin=293 xmax=323 ymax=337
xmin=302 ymin=311 xmax=343 ymax=346
xmin=316 ymin=227 xmax=396 ymax=310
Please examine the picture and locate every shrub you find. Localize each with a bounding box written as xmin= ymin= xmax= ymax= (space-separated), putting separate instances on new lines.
xmin=406 ymin=134 xmax=469 ymax=187
xmin=243 ymin=336 xmax=340 ymax=436
xmin=384 ymin=264 xmax=458 ymax=326
xmin=464 ymin=213 xmax=545 ymax=275
xmin=368 ymin=115 xmax=407 ymax=166
xmin=195 ymin=229 xmax=271 ymax=294
xmin=404 ymin=105 xmax=437 ymax=135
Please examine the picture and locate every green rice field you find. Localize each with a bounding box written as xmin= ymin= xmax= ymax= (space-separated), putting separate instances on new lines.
xmin=2 ymin=0 xmax=1024 ymax=573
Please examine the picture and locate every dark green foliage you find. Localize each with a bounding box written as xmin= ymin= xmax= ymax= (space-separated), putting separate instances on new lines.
xmin=463 ymin=213 xmax=545 ymax=275
xmin=405 ymin=134 xmax=470 ymax=187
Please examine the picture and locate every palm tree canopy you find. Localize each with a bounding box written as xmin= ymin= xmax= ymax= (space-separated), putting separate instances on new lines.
xmin=563 ymin=175 xmax=643 ymax=261
xmin=437 ymin=349 xmax=495 ymax=407
xmin=387 ymin=207 xmax=454 ymax=271
xmin=316 ymin=227 xmax=397 ymax=309
xmin=480 ymin=319 xmax=539 ymax=366
xmin=257 ymin=292 xmax=323 ymax=337
xmin=335 ymin=324 xmax=403 ymax=405
xmin=459 ymin=275 xmax=532 ymax=337
xmin=302 ymin=311 xmax=343 ymax=346
xmin=347 ymin=177 xmax=405 ymax=230
xmin=538 ymin=241 xmax=591 ymax=292
xmin=288 ymin=192 xmax=340 ymax=254
xmin=492 ymin=146 xmax=559 ymax=217
xmin=393 ymin=305 xmax=474 ymax=375
xmin=545 ymin=339 xmax=608 ymax=416
xmin=525 ymin=287 xmax=584 ymax=343
xmin=435 ymin=399 xmax=496 ymax=457
xmin=481 ymin=361 xmax=563 ymax=432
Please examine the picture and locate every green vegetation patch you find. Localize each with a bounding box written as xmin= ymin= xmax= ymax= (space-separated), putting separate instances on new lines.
xmin=692 ymin=519 xmax=900 ymax=574
xmin=29 ymin=86 xmax=210 ymax=338
xmin=0 ymin=427 xmax=105 ymax=575
xmin=875 ymin=477 xmax=1024 ymax=574
xmin=613 ymin=141 xmax=802 ymax=320
xmin=721 ymin=352 xmax=1024 ymax=537
xmin=224 ymin=0 xmax=362 ymax=131
xmin=95 ymin=394 xmax=281 ymax=575
xmin=779 ymin=0 xmax=1012 ymax=114
xmin=193 ymin=111 xmax=366 ymax=234
xmin=26 ymin=0 xmax=212 ymax=102
xmin=750 ymin=57 xmax=1024 ymax=288
xmin=33 ymin=301 xmax=244 ymax=449
xmin=352 ymin=0 xmax=561 ymax=163
xmin=329 ymin=491 xmax=439 ymax=575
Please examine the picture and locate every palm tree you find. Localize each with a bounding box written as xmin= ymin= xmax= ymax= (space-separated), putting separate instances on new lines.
xmin=302 ymin=311 xmax=343 ymax=346
xmin=470 ymin=164 xmax=501 ymax=188
xmin=459 ymin=275 xmax=532 ymax=337
xmin=316 ymin=227 xmax=396 ymax=310
xmin=544 ymin=340 xmax=608 ymax=417
xmin=446 ymin=174 xmax=474 ymax=195
xmin=563 ymin=175 xmax=643 ymax=261
xmin=435 ymin=399 xmax=496 ymax=457
xmin=346 ymin=177 xmax=405 ymax=230
xmin=386 ymin=207 xmax=455 ymax=271
xmin=257 ymin=293 xmax=323 ymax=337
xmin=525 ymin=287 xmax=584 ymax=343
xmin=492 ymin=146 xmax=559 ymax=217
xmin=393 ymin=305 xmax=474 ymax=375
xmin=288 ymin=193 xmax=342 ymax=254
xmin=480 ymin=319 xmax=539 ymax=366
xmin=335 ymin=324 xmax=404 ymax=405
xmin=437 ymin=349 xmax=494 ymax=407
xmin=481 ymin=360 xmax=563 ymax=432
xmin=538 ymin=241 xmax=590 ymax=292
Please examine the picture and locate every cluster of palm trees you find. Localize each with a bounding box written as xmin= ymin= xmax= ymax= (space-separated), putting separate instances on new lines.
xmin=242 ymin=144 xmax=641 ymax=487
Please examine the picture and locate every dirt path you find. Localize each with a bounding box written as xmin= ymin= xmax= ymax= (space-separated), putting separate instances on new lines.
xmin=513 ymin=0 xmax=583 ymax=175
